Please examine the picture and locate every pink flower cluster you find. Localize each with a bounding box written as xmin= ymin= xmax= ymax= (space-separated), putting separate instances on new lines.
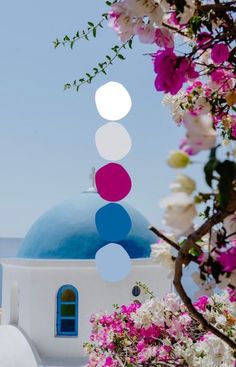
xmin=153 ymin=49 xmax=198 ymax=95
xmin=84 ymin=293 xmax=236 ymax=367
xmin=217 ymin=241 xmax=236 ymax=273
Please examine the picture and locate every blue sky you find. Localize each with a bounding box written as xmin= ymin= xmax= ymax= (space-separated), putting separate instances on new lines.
xmin=0 ymin=0 xmax=208 ymax=237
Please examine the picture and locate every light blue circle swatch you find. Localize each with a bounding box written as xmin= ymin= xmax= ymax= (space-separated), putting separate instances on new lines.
xmin=95 ymin=243 xmax=131 ymax=282
xmin=95 ymin=203 xmax=132 ymax=242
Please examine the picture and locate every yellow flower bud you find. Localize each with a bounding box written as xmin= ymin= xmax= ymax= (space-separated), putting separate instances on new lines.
xmin=167 ymin=151 xmax=190 ymax=169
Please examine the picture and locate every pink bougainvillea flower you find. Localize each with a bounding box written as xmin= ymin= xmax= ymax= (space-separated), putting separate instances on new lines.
xmin=231 ymin=124 xmax=236 ymax=138
xmin=105 ymin=357 xmax=113 ymax=367
xmin=153 ymin=50 xmax=198 ymax=95
xmin=154 ymin=49 xmax=176 ymax=74
xmin=210 ymin=68 xmax=235 ymax=92
xmin=217 ymin=244 xmax=236 ymax=272
xmin=227 ymin=287 xmax=236 ymax=302
xmin=155 ymin=27 xmax=174 ymax=49
xmin=211 ymin=43 xmax=230 ymax=64
xmin=167 ymin=12 xmax=180 ymax=26
xmin=193 ymin=295 xmax=209 ymax=312
xmin=197 ymin=252 xmax=208 ymax=265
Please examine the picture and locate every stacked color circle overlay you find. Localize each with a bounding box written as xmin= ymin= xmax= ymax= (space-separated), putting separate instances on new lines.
xmin=94 ymin=81 xmax=133 ymax=282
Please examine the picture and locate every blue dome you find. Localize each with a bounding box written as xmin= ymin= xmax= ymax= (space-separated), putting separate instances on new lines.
xmin=17 ymin=192 xmax=156 ymax=260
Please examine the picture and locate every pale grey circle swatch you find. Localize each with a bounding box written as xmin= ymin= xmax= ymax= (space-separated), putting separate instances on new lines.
xmin=95 ymin=122 xmax=132 ymax=161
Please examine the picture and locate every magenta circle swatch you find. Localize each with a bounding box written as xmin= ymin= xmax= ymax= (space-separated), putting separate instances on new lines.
xmin=95 ymin=163 xmax=132 ymax=202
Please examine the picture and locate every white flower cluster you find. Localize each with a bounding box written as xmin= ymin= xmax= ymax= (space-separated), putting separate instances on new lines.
xmin=161 ymin=190 xmax=197 ymax=237
xmin=162 ymin=91 xmax=185 ymax=125
xmin=109 ymin=0 xmax=196 ymax=42
xmin=131 ymin=293 xmax=236 ymax=366
xmin=150 ymin=234 xmax=175 ymax=274
xmin=177 ymin=334 xmax=235 ymax=367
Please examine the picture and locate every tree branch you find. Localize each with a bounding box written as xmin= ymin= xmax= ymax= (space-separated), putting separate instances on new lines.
xmin=174 ymin=210 xmax=236 ymax=350
xmin=149 ymin=225 xmax=202 ymax=264
xmin=149 ymin=226 xmax=180 ymax=251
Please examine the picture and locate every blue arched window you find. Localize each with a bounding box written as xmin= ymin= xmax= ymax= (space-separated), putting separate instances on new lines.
xmin=56 ymin=285 xmax=78 ymax=336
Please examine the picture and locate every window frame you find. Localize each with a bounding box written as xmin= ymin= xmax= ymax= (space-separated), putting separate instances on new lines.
xmin=56 ymin=284 xmax=79 ymax=337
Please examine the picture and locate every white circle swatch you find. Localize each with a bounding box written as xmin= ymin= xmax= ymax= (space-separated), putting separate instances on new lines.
xmin=95 ymin=81 xmax=132 ymax=121
xmin=95 ymin=122 xmax=132 ymax=161
xmin=95 ymin=243 xmax=131 ymax=282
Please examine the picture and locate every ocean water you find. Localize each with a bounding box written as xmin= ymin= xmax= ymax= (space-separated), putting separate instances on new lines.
xmin=0 ymin=238 xmax=22 ymax=305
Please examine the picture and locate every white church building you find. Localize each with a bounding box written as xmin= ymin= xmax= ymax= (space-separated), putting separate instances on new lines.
xmin=0 ymin=187 xmax=171 ymax=367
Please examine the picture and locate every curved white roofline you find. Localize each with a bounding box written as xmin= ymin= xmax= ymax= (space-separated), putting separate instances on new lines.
xmin=0 ymin=325 xmax=40 ymax=367
xmin=0 ymin=257 xmax=153 ymax=268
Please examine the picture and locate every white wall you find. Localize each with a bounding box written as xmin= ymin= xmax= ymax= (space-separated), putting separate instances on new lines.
xmin=1 ymin=259 xmax=171 ymax=361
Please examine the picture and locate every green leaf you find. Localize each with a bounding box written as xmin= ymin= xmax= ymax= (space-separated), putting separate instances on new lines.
xmin=102 ymin=13 xmax=109 ymax=20
xmin=70 ymin=41 xmax=74 ymax=49
xmin=118 ymin=54 xmax=125 ymax=60
xmin=92 ymin=28 xmax=97 ymax=37
xmin=190 ymin=16 xmax=202 ymax=34
xmin=112 ymin=45 xmax=120 ymax=53
xmin=106 ymin=1 xmax=112 ymax=5
xmin=53 ymin=39 xmax=60 ymax=49
xmin=216 ymin=160 xmax=236 ymax=209
xmin=82 ymin=31 xmax=89 ymax=40
xmin=128 ymin=39 xmax=133 ymax=49
xmin=178 ymin=239 xmax=186 ymax=247
xmin=88 ymin=21 xmax=94 ymax=27
xmin=204 ymin=157 xmax=220 ymax=188
xmin=189 ymin=247 xmax=200 ymax=257
xmin=63 ymin=35 xmax=70 ymax=41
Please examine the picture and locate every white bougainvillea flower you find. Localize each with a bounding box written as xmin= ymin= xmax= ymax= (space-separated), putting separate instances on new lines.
xmin=151 ymin=235 xmax=175 ymax=271
xmin=148 ymin=5 xmax=164 ymax=26
xmin=155 ymin=27 xmax=174 ymax=49
xmin=181 ymin=112 xmax=217 ymax=155
xmin=194 ymin=96 xmax=211 ymax=115
xmin=137 ymin=24 xmax=156 ymax=43
xmin=162 ymin=91 xmax=185 ymax=124
xmin=160 ymin=192 xmax=197 ymax=236
xmin=126 ymin=0 xmax=157 ymax=17
xmin=170 ymin=174 xmax=196 ymax=195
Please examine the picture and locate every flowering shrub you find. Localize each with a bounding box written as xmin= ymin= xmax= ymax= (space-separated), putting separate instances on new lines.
xmin=54 ymin=0 xmax=236 ymax=349
xmin=106 ymin=0 xmax=235 ymax=139
xmin=84 ymin=292 xmax=236 ymax=366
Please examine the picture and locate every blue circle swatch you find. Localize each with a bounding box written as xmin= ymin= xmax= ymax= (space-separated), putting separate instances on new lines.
xmin=95 ymin=243 xmax=131 ymax=282
xmin=95 ymin=203 xmax=132 ymax=242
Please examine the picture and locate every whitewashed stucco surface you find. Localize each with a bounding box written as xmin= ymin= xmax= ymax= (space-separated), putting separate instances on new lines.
xmin=0 ymin=325 xmax=39 ymax=367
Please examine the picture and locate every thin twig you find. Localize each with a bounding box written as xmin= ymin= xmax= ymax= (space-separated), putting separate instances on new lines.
xmin=149 ymin=226 xmax=180 ymax=251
